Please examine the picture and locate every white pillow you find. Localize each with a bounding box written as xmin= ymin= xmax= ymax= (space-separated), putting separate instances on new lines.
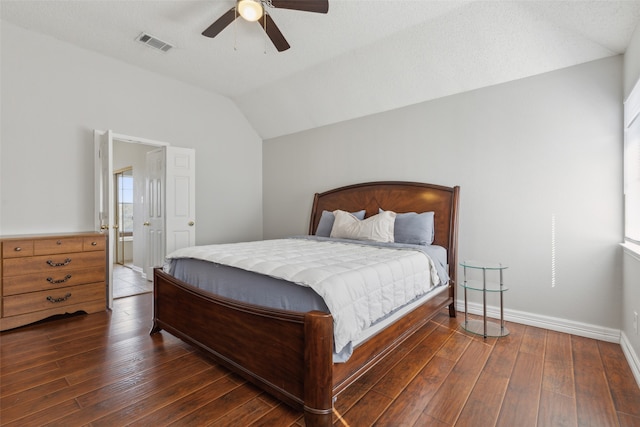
xmin=330 ymin=210 xmax=396 ymax=243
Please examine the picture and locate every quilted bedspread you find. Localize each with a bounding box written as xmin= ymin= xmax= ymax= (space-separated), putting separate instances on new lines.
xmin=165 ymin=238 xmax=441 ymax=354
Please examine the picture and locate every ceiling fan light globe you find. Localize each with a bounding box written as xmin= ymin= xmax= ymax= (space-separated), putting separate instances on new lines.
xmin=237 ymin=0 xmax=263 ymax=22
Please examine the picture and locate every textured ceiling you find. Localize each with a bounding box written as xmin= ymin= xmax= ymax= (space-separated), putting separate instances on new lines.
xmin=2 ymin=0 xmax=640 ymax=139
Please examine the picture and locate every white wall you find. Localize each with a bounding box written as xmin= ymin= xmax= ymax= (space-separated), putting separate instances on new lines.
xmin=0 ymin=21 xmax=263 ymax=244
xmin=264 ymin=56 xmax=624 ymax=332
xmin=622 ymin=250 xmax=640 ymax=375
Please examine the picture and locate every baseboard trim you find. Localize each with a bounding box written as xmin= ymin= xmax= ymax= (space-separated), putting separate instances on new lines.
xmin=455 ymin=299 xmax=620 ymax=342
xmin=621 ymin=332 xmax=640 ymax=389
xmin=130 ymin=265 xmax=146 ymax=279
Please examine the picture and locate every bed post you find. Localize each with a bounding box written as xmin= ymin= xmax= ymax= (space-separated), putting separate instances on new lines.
xmin=448 ymin=185 xmax=460 ymax=318
xmin=303 ymin=311 xmax=334 ymax=427
xmin=150 ymin=269 xmax=163 ymax=334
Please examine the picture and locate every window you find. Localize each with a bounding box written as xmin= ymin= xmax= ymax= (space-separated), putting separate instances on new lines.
xmin=624 ymin=80 xmax=640 ymax=245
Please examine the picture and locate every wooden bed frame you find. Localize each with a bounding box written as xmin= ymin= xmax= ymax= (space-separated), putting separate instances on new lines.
xmin=151 ymin=181 xmax=459 ymax=426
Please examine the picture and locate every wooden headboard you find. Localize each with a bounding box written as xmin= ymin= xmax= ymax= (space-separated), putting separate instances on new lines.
xmin=309 ymin=181 xmax=460 ymax=287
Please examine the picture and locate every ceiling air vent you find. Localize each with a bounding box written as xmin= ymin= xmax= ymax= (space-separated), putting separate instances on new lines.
xmin=136 ymin=32 xmax=173 ymax=52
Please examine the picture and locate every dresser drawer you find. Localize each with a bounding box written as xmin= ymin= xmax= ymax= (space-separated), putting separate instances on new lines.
xmin=83 ymin=236 xmax=105 ymax=251
xmin=2 ymin=282 xmax=105 ymax=317
xmin=3 ymin=251 xmax=105 ymax=277
xmin=34 ymin=237 xmax=84 ymax=255
xmin=2 ymin=240 xmax=34 ymax=258
xmin=2 ymin=266 xmax=105 ymax=296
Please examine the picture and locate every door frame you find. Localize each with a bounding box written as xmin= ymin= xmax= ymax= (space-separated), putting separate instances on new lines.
xmin=94 ymin=130 xmax=170 ymax=309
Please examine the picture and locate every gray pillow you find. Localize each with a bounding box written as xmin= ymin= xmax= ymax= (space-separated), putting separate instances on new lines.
xmin=315 ymin=209 xmax=366 ymax=237
xmin=380 ymin=209 xmax=435 ymax=245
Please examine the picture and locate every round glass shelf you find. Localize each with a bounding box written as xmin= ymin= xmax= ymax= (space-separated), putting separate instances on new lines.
xmin=460 ymin=260 xmax=508 ymax=270
xmin=461 ymin=319 xmax=509 ymax=337
xmin=460 ymin=279 xmax=508 ymax=292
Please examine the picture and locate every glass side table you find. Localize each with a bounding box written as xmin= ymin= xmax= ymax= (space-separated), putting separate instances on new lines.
xmin=460 ymin=260 xmax=509 ymax=338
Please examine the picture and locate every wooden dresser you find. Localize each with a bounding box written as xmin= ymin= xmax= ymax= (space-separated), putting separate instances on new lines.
xmin=0 ymin=232 xmax=107 ymax=331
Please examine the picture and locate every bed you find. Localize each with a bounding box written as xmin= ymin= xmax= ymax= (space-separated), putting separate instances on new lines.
xmin=150 ymin=181 xmax=459 ymax=426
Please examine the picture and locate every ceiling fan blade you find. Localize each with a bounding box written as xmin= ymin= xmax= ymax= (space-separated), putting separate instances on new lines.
xmin=260 ymin=14 xmax=290 ymax=52
xmin=202 ymin=7 xmax=238 ymax=38
xmin=270 ymin=0 xmax=328 ymax=14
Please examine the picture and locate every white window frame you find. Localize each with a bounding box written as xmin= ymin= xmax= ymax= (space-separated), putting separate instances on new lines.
xmin=624 ymin=78 xmax=640 ymax=254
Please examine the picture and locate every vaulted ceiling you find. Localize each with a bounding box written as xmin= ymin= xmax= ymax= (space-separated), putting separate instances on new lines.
xmin=2 ymin=0 xmax=640 ymax=139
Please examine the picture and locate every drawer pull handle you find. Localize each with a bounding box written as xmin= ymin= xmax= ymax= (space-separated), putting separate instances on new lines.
xmin=56 ymin=240 xmax=62 ymax=245
xmin=46 ymin=275 xmax=72 ymax=284
xmin=14 ymin=247 xmax=22 ymax=252
xmin=46 ymin=258 xmax=72 ymax=267
xmin=47 ymin=293 xmax=71 ymax=303
xmin=91 ymin=241 xmax=97 ymax=246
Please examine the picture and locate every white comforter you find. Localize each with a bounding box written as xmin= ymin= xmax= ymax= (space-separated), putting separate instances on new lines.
xmin=165 ymin=238 xmax=441 ymax=354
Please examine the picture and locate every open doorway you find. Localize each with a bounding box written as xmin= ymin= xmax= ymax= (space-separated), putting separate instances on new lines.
xmin=113 ymin=166 xmax=152 ymax=298
xmin=95 ymin=130 xmax=196 ymax=308
xmin=110 ymin=141 xmax=158 ymax=299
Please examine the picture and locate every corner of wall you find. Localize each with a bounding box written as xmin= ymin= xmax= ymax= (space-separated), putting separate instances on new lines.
xmin=624 ymin=22 xmax=640 ymax=99
xmin=621 ymin=331 xmax=640 ymax=389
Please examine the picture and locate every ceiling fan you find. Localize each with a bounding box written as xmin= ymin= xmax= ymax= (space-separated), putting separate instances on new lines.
xmin=202 ymin=0 xmax=329 ymax=52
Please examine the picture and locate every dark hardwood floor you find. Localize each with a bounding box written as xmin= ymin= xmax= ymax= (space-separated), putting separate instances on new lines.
xmin=1 ymin=294 xmax=639 ymax=426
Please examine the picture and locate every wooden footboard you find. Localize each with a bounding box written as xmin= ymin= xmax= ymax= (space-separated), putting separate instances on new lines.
xmin=151 ymin=268 xmax=335 ymax=426
xmin=151 ymin=268 xmax=453 ymax=426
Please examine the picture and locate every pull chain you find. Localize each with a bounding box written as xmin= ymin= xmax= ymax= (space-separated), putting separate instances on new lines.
xmin=263 ymin=13 xmax=267 ymax=54
xmin=234 ymin=7 xmax=238 ymax=51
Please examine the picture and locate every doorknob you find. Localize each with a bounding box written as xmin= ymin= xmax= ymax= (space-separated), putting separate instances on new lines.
xmin=143 ymin=222 xmax=150 ymax=226
xmin=188 ymin=221 xmax=195 ymax=226
xmin=100 ymin=225 xmax=109 ymax=230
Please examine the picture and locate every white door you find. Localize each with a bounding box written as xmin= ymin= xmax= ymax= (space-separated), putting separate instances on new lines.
xmin=165 ymin=146 xmax=196 ymax=254
xmin=144 ymin=149 xmax=165 ymax=279
xmin=143 ymin=147 xmax=196 ymax=278
xmin=94 ymin=130 xmax=115 ymax=308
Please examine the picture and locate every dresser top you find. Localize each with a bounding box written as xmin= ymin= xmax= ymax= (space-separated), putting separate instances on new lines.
xmin=0 ymin=231 xmax=105 ymax=241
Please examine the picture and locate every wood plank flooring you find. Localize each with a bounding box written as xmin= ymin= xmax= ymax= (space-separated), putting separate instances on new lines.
xmin=1 ymin=294 xmax=639 ymax=426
